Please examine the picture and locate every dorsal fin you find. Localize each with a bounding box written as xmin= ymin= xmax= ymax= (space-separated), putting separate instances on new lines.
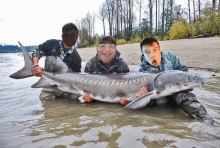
xmin=44 ymin=56 xmax=68 ymax=73
xmin=55 ymin=57 xmax=69 ymax=72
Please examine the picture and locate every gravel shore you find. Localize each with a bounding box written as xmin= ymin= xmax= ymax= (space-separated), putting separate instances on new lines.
xmin=77 ymin=37 xmax=220 ymax=71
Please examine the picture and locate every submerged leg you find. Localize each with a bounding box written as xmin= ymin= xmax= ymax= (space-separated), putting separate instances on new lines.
xmin=40 ymin=90 xmax=75 ymax=100
xmin=39 ymin=90 xmax=56 ymax=100
xmin=173 ymin=91 xmax=214 ymax=124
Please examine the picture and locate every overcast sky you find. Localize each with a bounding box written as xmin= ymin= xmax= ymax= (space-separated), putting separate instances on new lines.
xmin=0 ymin=0 xmax=212 ymax=46
xmin=0 ymin=0 xmax=105 ymax=45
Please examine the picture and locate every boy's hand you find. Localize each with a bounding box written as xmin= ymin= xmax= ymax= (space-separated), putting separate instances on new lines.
xmin=34 ymin=66 xmax=44 ymax=77
xmin=136 ymin=87 xmax=148 ymax=98
xmin=83 ymin=93 xmax=93 ymax=102
xmin=119 ymin=97 xmax=131 ymax=106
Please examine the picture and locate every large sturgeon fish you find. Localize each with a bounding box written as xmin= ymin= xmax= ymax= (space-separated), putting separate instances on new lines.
xmin=10 ymin=42 xmax=207 ymax=109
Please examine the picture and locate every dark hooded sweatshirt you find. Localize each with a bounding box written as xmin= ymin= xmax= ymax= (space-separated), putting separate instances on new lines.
xmin=32 ymin=39 xmax=81 ymax=72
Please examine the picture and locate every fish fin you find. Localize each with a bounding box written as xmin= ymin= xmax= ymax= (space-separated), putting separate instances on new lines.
xmin=9 ymin=42 xmax=34 ymax=79
xmin=44 ymin=56 xmax=68 ymax=73
xmin=57 ymin=83 xmax=78 ymax=93
xmin=31 ymin=78 xmax=53 ymax=88
xmin=124 ymin=91 xmax=156 ymax=109
xmin=55 ymin=57 xmax=69 ymax=73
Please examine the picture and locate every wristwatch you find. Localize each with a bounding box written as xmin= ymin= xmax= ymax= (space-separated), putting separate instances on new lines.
xmin=33 ymin=64 xmax=39 ymax=68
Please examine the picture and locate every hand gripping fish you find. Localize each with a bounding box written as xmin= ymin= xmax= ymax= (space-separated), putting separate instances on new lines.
xmin=10 ymin=42 xmax=207 ymax=109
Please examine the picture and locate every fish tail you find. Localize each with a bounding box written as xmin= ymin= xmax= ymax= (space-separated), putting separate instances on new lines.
xmin=9 ymin=41 xmax=34 ymax=79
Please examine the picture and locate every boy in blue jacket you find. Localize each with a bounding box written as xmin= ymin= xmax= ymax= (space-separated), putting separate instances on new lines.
xmin=137 ymin=37 xmax=213 ymax=123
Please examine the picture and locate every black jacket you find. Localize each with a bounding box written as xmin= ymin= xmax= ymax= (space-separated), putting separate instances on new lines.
xmin=32 ymin=39 xmax=81 ymax=72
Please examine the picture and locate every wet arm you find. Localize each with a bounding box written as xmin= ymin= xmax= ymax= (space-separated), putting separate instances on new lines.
xmin=171 ymin=53 xmax=188 ymax=72
xmin=33 ymin=56 xmax=39 ymax=65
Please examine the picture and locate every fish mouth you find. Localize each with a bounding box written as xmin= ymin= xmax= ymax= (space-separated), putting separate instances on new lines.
xmin=197 ymin=76 xmax=208 ymax=85
xmin=184 ymin=77 xmax=207 ymax=90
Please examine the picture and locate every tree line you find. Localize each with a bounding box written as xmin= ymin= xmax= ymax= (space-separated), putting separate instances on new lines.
xmin=0 ymin=45 xmax=36 ymax=53
xmin=75 ymin=0 xmax=219 ymax=47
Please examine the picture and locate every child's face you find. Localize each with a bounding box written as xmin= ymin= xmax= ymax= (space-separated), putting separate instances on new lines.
xmin=97 ymin=43 xmax=116 ymax=66
xmin=62 ymin=29 xmax=78 ymax=48
xmin=142 ymin=42 xmax=161 ymax=66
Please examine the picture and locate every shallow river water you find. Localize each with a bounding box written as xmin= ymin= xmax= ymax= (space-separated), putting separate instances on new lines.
xmin=0 ymin=53 xmax=220 ymax=148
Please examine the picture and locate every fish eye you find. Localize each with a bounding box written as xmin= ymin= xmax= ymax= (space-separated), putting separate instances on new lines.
xmin=188 ymin=77 xmax=193 ymax=81
xmin=193 ymin=76 xmax=197 ymax=80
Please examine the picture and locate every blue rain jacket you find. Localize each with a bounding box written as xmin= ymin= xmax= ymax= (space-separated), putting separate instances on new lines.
xmin=139 ymin=51 xmax=188 ymax=72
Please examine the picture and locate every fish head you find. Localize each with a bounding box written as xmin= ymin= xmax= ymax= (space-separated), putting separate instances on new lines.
xmin=154 ymin=70 xmax=207 ymax=96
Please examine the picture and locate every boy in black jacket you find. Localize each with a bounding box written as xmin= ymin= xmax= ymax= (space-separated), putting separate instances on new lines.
xmin=32 ymin=23 xmax=81 ymax=99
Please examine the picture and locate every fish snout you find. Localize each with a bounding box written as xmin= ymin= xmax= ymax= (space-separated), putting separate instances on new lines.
xmin=195 ymin=76 xmax=207 ymax=85
xmin=188 ymin=75 xmax=207 ymax=84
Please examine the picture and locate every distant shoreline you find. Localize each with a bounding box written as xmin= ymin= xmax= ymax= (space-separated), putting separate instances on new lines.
xmin=2 ymin=37 xmax=219 ymax=71
xmin=77 ymin=37 xmax=220 ymax=71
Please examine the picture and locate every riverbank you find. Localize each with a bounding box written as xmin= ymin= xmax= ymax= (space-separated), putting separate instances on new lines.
xmin=77 ymin=37 xmax=220 ymax=71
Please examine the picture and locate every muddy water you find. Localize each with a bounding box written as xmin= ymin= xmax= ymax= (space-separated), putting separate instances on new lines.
xmin=0 ymin=53 xmax=220 ymax=148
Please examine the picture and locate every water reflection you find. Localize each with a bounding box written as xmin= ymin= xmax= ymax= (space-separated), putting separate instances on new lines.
xmin=27 ymin=92 xmax=220 ymax=147
xmin=1 ymin=53 xmax=220 ymax=147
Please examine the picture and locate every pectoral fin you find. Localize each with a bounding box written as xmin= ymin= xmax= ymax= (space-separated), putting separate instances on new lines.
xmin=124 ymin=91 xmax=156 ymax=109
xmin=31 ymin=78 xmax=52 ymax=88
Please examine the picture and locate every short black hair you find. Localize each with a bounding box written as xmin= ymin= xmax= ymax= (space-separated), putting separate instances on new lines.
xmin=62 ymin=23 xmax=78 ymax=32
xmin=99 ymin=36 xmax=116 ymax=45
xmin=140 ymin=37 xmax=159 ymax=48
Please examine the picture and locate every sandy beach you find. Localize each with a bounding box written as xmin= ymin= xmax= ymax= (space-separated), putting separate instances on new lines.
xmin=77 ymin=37 xmax=220 ymax=71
